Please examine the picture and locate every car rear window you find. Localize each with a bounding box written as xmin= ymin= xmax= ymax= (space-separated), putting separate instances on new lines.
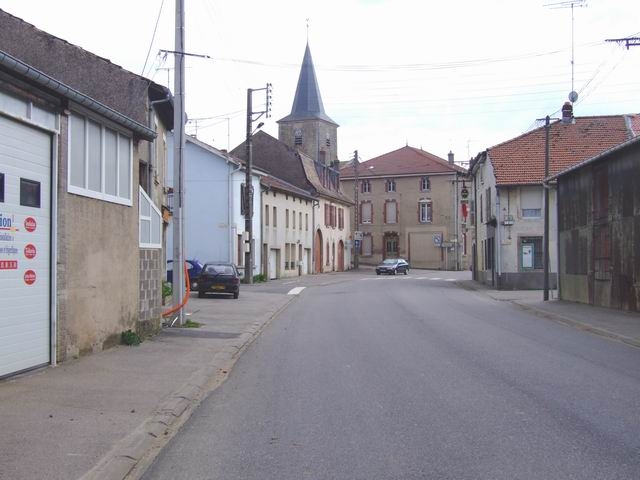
xmin=205 ymin=265 xmax=235 ymax=275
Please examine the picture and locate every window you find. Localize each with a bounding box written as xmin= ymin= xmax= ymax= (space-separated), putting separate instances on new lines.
xmin=139 ymin=187 xmax=161 ymax=248
xmin=273 ymin=206 xmax=277 ymax=227
xmin=330 ymin=205 xmax=336 ymax=228
xmin=0 ymin=173 xmax=4 ymax=202
xmin=520 ymin=236 xmax=543 ymax=270
xmin=292 ymin=210 xmax=296 ymax=229
xmin=360 ymin=201 xmax=372 ymax=224
xmin=386 ymin=179 xmax=396 ymax=192
xmin=69 ymin=112 xmax=132 ymax=205
xmin=265 ymin=204 xmax=269 ymax=226
xmin=420 ymin=176 xmax=430 ymax=191
xmin=326 ymin=242 xmax=330 ymax=265
xmin=285 ymin=243 xmax=291 ymax=270
xmin=20 ymin=178 xmax=40 ymax=208
xmin=294 ymin=129 xmax=303 ymax=146
xmin=299 ymin=212 xmax=302 ymax=230
xmin=286 ymin=209 xmax=290 ymax=228
xmin=419 ymin=199 xmax=432 ymax=223
xmin=385 ymin=200 xmax=397 ymax=224
xmin=521 ymin=187 xmax=542 ymax=218
xmin=386 ymin=238 xmax=398 ymax=254
xmin=338 ymin=208 xmax=344 ymax=230
xmin=361 ymin=180 xmax=371 ymax=194
xmin=362 ymin=234 xmax=373 ymax=256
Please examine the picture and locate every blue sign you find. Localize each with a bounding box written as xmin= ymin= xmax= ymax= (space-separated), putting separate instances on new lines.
xmin=354 ymin=239 xmax=361 ymax=248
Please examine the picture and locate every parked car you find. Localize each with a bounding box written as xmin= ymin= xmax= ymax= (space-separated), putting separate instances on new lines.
xmin=167 ymin=259 xmax=203 ymax=291
xmin=197 ymin=262 xmax=241 ymax=299
xmin=375 ymin=258 xmax=410 ymax=275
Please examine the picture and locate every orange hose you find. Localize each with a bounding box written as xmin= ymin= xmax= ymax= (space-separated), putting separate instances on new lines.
xmin=162 ymin=261 xmax=191 ymax=318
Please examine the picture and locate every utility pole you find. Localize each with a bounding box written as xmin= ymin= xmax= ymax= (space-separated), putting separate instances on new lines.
xmin=171 ymin=0 xmax=186 ymax=324
xmin=243 ymin=83 xmax=272 ymax=284
xmin=543 ymin=115 xmax=551 ymax=301
xmin=352 ymin=150 xmax=359 ymax=269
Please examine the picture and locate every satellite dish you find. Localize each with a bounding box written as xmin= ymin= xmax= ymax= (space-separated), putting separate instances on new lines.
xmin=568 ymin=91 xmax=579 ymax=103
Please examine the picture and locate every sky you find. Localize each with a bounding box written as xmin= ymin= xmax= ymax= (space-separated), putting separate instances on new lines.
xmin=1 ymin=0 xmax=639 ymax=166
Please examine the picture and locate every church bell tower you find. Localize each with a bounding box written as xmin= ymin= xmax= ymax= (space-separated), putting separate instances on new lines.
xmin=278 ymin=43 xmax=339 ymax=166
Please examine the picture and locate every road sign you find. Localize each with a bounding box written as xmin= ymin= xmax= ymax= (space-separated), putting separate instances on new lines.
xmin=354 ymin=239 xmax=361 ymax=248
xmin=461 ymin=187 xmax=469 ymax=199
xmin=354 ymin=231 xmax=363 ymax=241
xmin=433 ymin=233 xmax=443 ymax=246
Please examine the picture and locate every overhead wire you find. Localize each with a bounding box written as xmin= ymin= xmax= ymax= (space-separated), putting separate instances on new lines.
xmin=141 ymin=0 xmax=166 ymax=77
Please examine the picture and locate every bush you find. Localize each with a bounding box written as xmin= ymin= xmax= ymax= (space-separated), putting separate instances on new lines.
xmin=162 ymin=281 xmax=172 ymax=298
xmin=253 ymin=273 xmax=266 ymax=283
xmin=121 ymin=329 xmax=141 ymax=346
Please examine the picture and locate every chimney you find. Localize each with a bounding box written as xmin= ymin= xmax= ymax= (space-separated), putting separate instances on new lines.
xmin=561 ymin=102 xmax=574 ymax=125
xmin=448 ymin=150 xmax=455 ymax=165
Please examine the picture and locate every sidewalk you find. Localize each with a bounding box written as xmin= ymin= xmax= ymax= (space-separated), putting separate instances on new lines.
xmin=2 ymin=276 xmax=639 ymax=480
xmin=0 ymin=288 xmax=294 ymax=480
xmin=458 ymin=279 xmax=640 ymax=349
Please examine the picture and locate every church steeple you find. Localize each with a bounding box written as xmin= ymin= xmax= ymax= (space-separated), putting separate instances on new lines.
xmin=278 ymin=43 xmax=339 ymax=166
xmin=279 ymin=43 xmax=337 ymax=125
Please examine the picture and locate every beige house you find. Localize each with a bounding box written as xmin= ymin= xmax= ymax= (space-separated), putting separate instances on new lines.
xmin=341 ymin=146 xmax=469 ymax=270
xmin=261 ymin=175 xmax=314 ymax=279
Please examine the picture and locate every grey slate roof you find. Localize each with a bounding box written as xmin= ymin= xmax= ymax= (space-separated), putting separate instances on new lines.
xmin=231 ymin=131 xmax=352 ymax=205
xmin=277 ymin=43 xmax=338 ymax=126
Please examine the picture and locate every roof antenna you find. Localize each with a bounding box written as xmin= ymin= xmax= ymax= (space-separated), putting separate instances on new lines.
xmin=544 ymin=0 xmax=586 ymax=105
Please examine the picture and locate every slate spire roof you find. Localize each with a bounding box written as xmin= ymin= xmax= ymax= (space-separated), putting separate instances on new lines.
xmin=278 ymin=43 xmax=337 ymax=126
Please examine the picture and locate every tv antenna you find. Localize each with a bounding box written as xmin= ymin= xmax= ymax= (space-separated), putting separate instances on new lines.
xmin=544 ymin=0 xmax=587 ymax=104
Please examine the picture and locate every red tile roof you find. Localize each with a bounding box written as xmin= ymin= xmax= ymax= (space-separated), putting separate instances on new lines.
xmin=340 ymin=145 xmax=465 ymax=179
xmin=487 ymin=115 xmax=639 ymax=185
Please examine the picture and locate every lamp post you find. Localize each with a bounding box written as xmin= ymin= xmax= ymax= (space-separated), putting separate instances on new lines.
xmin=243 ymin=84 xmax=272 ymax=284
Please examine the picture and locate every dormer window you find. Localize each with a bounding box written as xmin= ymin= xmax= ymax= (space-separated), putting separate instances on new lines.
xmin=294 ymin=129 xmax=303 ymax=146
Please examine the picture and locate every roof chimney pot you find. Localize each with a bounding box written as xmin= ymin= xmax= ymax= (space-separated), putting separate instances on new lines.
xmin=448 ymin=150 xmax=455 ymax=165
xmin=561 ymin=102 xmax=574 ymax=125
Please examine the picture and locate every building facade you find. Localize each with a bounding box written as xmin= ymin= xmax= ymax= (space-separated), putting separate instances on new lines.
xmin=0 ymin=9 xmax=171 ymax=377
xmin=552 ymin=135 xmax=640 ymax=311
xmin=340 ymin=146 xmax=469 ymax=270
xmin=468 ymin=111 xmax=639 ymax=290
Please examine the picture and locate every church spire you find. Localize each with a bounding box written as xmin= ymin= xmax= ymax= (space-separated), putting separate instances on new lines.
xmin=278 ymin=43 xmax=337 ymax=125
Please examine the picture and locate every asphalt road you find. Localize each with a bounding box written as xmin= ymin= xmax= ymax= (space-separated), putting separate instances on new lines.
xmin=144 ymin=272 xmax=640 ymax=480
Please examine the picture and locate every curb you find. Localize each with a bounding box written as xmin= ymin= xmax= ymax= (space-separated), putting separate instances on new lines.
xmin=79 ymin=295 xmax=296 ymax=480
xmin=511 ymin=300 xmax=640 ymax=350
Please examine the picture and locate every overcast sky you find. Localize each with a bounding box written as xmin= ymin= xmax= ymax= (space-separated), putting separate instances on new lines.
xmin=2 ymin=0 xmax=639 ymax=165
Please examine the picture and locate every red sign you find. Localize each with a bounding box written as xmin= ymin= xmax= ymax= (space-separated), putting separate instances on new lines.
xmin=24 ymin=270 xmax=36 ymax=285
xmin=24 ymin=217 xmax=37 ymax=232
xmin=0 ymin=260 xmax=18 ymax=270
xmin=24 ymin=244 xmax=37 ymax=259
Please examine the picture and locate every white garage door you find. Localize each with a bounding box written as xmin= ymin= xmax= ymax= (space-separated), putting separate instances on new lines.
xmin=0 ymin=115 xmax=51 ymax=378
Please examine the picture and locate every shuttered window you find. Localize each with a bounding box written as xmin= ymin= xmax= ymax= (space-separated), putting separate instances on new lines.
xmin=520 ymin=187 xmax=542 ymax=218
xmin=385 ymin=200 xmax=397 ymax=224
xmin=361 ymin=201 xmax=372 ymax=224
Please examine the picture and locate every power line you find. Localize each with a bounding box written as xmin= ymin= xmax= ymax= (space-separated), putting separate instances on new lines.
xmin=141 ymin=0 xmax=166 ymax=77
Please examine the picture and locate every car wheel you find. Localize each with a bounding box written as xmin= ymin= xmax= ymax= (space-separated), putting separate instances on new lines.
xmin=198 ymin=291 xmax=205 ymax=298
xmin=404 ymin=269 xmax=408 ymax=275
xmin=233 ymin=292 xmax=239 ymax=299
xmin=392 ymin=270 xmax=397 ymax=275
xmin=376 ymin=271 xmax=380 ymax=275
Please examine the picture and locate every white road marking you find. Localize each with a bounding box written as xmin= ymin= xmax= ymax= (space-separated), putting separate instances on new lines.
xmin=287 ymin=287 xmax=306 ymax=295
